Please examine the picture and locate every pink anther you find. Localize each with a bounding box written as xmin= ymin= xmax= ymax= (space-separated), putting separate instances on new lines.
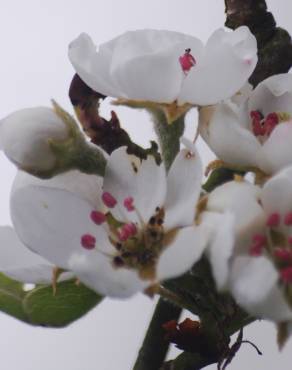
xmin=266 ymin=213 xmax=280 ymax=227
xmin=274 ymin=248 xmax=292 ymax=261
xmin=284 ymin=212 xmax=292 ymax=226
xmin=250 ymin=110 xmax=265 ymax=136
xmin=102 ymin=192 xmax=117 ymax=208
xmin=124 ymin=197 xmax=135 ymax=212
xmin=280 ymin=266 xmax=292 ymax=284
xmin=263 ymin=112 xmax=279 ymax=136
xmin=81 ymin=234 xmax=96 ymax=250
xmin=249 ymin=243 xmax=264 ymax=257
xmin=90 ymin=210 xmax=106 ymax=225
xmin=123 ymin=223 xmax=137 ymax=236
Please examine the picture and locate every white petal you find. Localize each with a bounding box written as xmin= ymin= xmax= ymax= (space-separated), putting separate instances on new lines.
xmin=164 ymin=145 xmax=203 ymax=230
xmin=256 ymin=122 xmax=292 ymax=174
xmin=68 ymin=253 xmax=146 ymax=298
xmin=199 ymin=103 xmax=260 ymax=167
xmin=156 ymin=224 xmax=208 ymax=281
xmin=248 ymin=74 xmax=292 ymax=116
xmin=68 ymin=33 xmax=121 ymax=97
xmin=12 ymin=169 xmax=103 ymax=210
xmin=0 ymin=226 xmax=56 ymax=284
xmin=110 ymin=30 xmax=203 ymax=102
xmin=103 ymin=147 xmax=167 ymax=223
xmin=0 ymin=107 xmax=68 ymax=171
xmin=11 ymin=186 xmax=113 ymax=269
xmin=202 ymin=212 xmax=236 ymax=290
xmin=179 ymin=26 xmax=257 ymax=105
xmin=207 ymin=181 xmax=262 ymax=231
xmin=230 ymin=256 xmax=292 ymax=322
xmin=261 ymin=165 xmax=292 ymax=215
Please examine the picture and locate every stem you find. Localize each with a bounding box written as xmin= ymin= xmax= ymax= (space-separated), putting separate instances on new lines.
xmin=133 ymin=298 xmax=182 ymax=370
xmin=151 ymin=110 xmax=185 ymax=171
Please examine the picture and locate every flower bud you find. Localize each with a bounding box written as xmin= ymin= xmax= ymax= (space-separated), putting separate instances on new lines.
xmin=0 ymin=102 xmax=106 ymax=178
xmin=0 ymin=106 xmax=68 ymax=172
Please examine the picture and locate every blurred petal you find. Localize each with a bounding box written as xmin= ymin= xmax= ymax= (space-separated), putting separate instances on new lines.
xmin=179 ymin=26 xmax=257 ymax=105
xmin=199 ymin=103 xmax=260 ymax=167
xmin=230 ymin=256 xmax=292 ymax=322
xmin=256 ymin=122 xmax=292 ymax=174
xmin=111 ymin=30 xmax=203 ymax=102
xmin=202 ymin=212 xmax=235 ymax=290
xmin=68 ymin=33 xmax=121 ymax=97
xmin=164 ymin=144 xmax=203 ymax=230
xmin=68 ymin=253 xmax=146 ymax=298
xmin=261 ymin=165 xmax=292 ymax=215
xmin=248 ymin=74 xmax=292 ymax=116
xmin=156 ymin=224 xmax=208 ymax=281
xmin=11 ymin=186 xmax=113 ymax=269
xmin=12 ymin=169 xmax=103 ymax=210
xmin=207 ymin=181 xmax=262 ymax=231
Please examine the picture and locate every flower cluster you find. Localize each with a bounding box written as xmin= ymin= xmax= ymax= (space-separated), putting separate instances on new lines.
xmin=1 ymin=26 xmax=292 ymax=342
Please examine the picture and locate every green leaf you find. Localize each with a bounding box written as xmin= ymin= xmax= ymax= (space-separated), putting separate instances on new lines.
xmin=0 ymin=273 xmax=30 ymax=323
xmin=23 ymin=280 xmax=103 ymax=327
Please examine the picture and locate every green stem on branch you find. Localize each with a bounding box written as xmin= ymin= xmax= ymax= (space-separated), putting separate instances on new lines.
xmin=133 ymin=298 xmax=182 ymax=370
xmin=151 ymin=110 xmax=185 ymax=171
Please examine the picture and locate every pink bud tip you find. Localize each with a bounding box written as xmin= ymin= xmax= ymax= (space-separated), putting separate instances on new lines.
xmin=81 ymin=234 xmax=96 ymax=250
xmin=274 ymin=248 xmax=292 ymax=261
xmin=284 ymin=212 xmax=292 ymax=226
xmin=123 ymin=223 xmax=137 ymax=236
xmin=102 ymin=192 xmax=117 ymax=208
xmin=124 ymin=197 xmax=135 ymax=212
xmin=90 ymin=210 xmax=106 ymax=225
xmin=266 ymin=213 xmax=280 ymax=227
xmin=280 ymin=266 xmax=292 ymax=284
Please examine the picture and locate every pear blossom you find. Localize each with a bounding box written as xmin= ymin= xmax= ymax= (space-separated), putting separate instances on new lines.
xmin=204 ymin=172 xmax=292 ymax=324
xmin=8 ymin=140 xmax=210 ymax=298
xmin=68 ymin=27 xmax=257 ymax=106
xmin=199 ymin=74 xmax=292 ymax=174
xmin=0 ymin=107 xmax=69 ymax=173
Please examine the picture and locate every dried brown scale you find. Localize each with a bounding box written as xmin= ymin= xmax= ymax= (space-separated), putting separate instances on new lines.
xmin=69 ymin=74 xmax=161 ymax=162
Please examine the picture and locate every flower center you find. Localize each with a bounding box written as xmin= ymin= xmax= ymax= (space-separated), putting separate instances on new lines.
xmin=250 ymin=110 xmax=291 ymax=143
xmin=179 ymin=48 xmax=196 ymax=74
xmin=80 ymin=193 xmax=166 ymax=280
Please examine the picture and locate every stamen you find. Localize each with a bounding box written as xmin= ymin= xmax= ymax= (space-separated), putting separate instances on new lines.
xmin=81 ymin=234 xmax=96 ymax=250
xmin=280 ymin=266 xmax=292 ymax=284
xmin=179 ymin=48 xmax=196 ymax=74
xmin=266 ymin=213 xmax=280 ymax=227
xmin=90 ymin=210 xmax=106 ymax=225
xmin=250 ymin=110 xmax=265 ymax=136
xmin=284 ymin=212 xmax=292 ymax=226
xmin=124 ymin=197 xmax=135 ymax=212
xmin=102 ymin=192 xmax=117 ymax=208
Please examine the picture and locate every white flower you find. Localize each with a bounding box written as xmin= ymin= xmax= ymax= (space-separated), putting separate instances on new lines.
xmin=7 ymin=140 xmax=209 ymax=298
xmin=68 ymin=27 xmax=257 ymax=106
xmin=199 ymin=73 xmax=292 ymax=174
xmin=0 ymin=107 xmax=68 ymax=173
xmin=204 ymin=173 xmax=292 ymax=323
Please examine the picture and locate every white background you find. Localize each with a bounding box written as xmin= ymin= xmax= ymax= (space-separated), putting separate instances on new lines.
xmin=0 ymin=1 xmax=291 ymax=369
